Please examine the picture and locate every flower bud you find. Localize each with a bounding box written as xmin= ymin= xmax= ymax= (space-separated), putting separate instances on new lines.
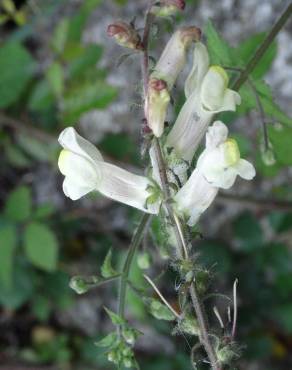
xmin=69 ymin=276 xmax=89 ymax=294
xmin=151 ymin=26 xmax=201 ymax=90
xmin=107 ymin=21 xmax=142 ymax=50
xmin=146 ymin=78 xmax=170 ymax=137
xmin=151 ymin=0 xmax=186 ymax=17
xmin=69 ymin=275 xmax=99 ymax=294
xmin=137 ymin=252 xmax=152 ymax=270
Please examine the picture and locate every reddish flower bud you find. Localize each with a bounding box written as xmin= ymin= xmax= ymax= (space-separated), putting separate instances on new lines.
xmin=146 ymin=78 xmax=170 ymax=137
xmin=107 ymin=21 xmax=142 ymax=50
xmin=151 ymin=0 xmax=186 ymax=17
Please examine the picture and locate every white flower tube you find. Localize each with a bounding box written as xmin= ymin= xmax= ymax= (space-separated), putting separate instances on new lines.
xmin=58 ymin=127 xmax=159 ymax=213
xmin=151 ymin=26 xmax=201 ymax=90
xmin=175 ymin=121 xmax=256 ymax=226
xmin=166 ymin=42 xmax=241 ymax=162
xmin=146 ymin=78 xmax=170 ymax=137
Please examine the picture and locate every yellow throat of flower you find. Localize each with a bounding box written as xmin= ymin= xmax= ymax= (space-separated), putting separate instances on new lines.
xmin=210 ymin=65 xmax=229 ymax=89
xmin=58 ymin=149 xmax=71 ymax=174
xmin=223 ymin=138 xmax=240 ymax=166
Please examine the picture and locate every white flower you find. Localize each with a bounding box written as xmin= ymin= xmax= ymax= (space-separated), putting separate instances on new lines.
xmin=151 ymin=26 xmax=201 ymax=90
xmin=175 ymin=121 xmax=256 ymax=225
xmin=166 ymin=42 xmax=241 ymax=161
xmin=146 ymin=78 xmax=170 ymax=137
xmin=58 ymin=127 xmax=159 ymax=213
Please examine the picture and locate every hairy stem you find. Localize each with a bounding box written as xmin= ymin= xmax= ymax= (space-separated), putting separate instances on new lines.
xmin=152 ymin=137 xmax=221 ymax=370
xmin=232 ymin=3 xmax=292 ymax=91
xmin=117 ymin=214 xmax=151 ymax=322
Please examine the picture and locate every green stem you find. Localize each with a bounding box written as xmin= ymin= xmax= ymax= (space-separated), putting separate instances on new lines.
xmin=151 ymin=138 xmax=221 ymax=370
xmin=232 ymin=3 xmax=292 ymax=91
xmin=117 ymin=214 xmax=151 ymax=322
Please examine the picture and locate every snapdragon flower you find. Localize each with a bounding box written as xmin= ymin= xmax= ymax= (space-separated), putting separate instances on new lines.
xmin=175 ymin=121 xmax=256 ymax=226
xmin=151 ymin=26 xmax=201 ymax=90
xmin=58 ymin=127 xmax=159 ymax=213
xmin=166 ymin=42 xmax=241 ymax=161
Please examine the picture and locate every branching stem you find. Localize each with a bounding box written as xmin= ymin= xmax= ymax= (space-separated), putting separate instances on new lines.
xmin=117 ymin=214 xmax=151 ymax=324
xmin=232 ymin=2 xmax=292 ymax=91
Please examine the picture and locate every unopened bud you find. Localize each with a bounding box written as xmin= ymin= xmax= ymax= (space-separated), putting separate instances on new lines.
xmin=151 ymin=26 xmax=201 ymax=90
xmin=137 ymin=251 xmax=152 ymax=270
xmin=107 ymin=21 xmax=142 ymax=50
xmin=260 ymin=140 xmax=276 ymax=166
xmin=146 ymin=78 xmax=170 ymax=137
xmin=151 ymin=0 xmax=186 ymax=17
xmin=69 ymin=275 xmax=99 ymax=295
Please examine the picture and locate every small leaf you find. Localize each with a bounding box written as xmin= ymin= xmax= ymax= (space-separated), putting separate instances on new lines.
xmin=46 ymin=62 xmax=64 ymax=98
xmin=144 ymin=298 xmax=176 ymax=321
xmin=268 ymin=125 xmax=292 ymax=166
xmin=204 ymin=20 xmax=235 ymax=65
xmin=0 ymin=225 xmax=17 ymax=289
xmin=52 ymin=18 xmax=70 ymax=53
xmin=62 ymin=80 xmax=117 ymax=124
xmin=5 ymin=186 xmax=32 ymax=222
xmin=233 ymin=211 xmax=263 ymax=251
xmin=104 ymin=307 xmax=126 ymax=325
xmin=24 ymin=222 xmax=58 ymax=272
xmin=34 ymin=203 xmax=56 ymax=219
xmin=95 ymin=332 xmax=117 ymax=348
xmin=0 ymin=42 xmax=35 ymax=108
xmin=67 ymin=45 xmax=103 ymax=78
xmin=101 ymin=249 xmax=117 ymax=278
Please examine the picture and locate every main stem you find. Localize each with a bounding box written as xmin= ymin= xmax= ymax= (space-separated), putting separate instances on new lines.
xmin=152 ymin=138 xmax=220 ymax=370
xmin=117 ymin=214 xmax=150 ymax=321
xmin=232 ymin=2 xmax=292 ymax=91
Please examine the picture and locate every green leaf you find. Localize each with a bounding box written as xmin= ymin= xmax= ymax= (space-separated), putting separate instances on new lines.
xmin=95 ymin=332 xmax=117 ymax=348
xmin=233 ymin=211 xmax=263 ymax=251
xmin=0 ymin=261 xmax=35 ymax=309
xmin=29 ymin=80 xmax=55 ymax=112
xmin=273 ymin=304 xmax=292 ymax=334
xmin=0 ymin=42 xmax=35 ymax=108
xmin=62 ymin=80 xmax=117 ymax=124
xmin=104 ymin=307 xmax=125 ymax=325
xmin=52 ymin=18 xmax=70 ymax=53
xmin=101 ymin=249 xmax=117 ymax=278
xmin=67 ymin=45 xmax=103 ymax=78
xmin=144 ymin=297 xmax=176 ymax=321
xmin=17 ymin=134 xmax=58 ymax=162
xmin=5 ymin=185 xmax=32 ymax=222
xmin=34 ymin=203 xmax=56 ymax=219
xmin=236 ymin=32 xmax=277 ymax=78
xmin=0 ymin=225 xmax=17 ymax=288
xmin=24 ymin=222 xmax=58 ymax=271
xmin=31 ymin=295 xmax=52 ymax=321
xmin=66 ymin=0 xmax=101 ymax=43
xmin=204 ymin=20 xmax=235 ymax=65
xmin=46 ymin=62 xmax=64 ymax=98
xmin=268 ymin=125 xmax=292 ymax=165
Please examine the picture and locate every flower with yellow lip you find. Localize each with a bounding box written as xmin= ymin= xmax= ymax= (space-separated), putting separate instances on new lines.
xmin=166 ymin=42 xmax=241 ymax=162
xmin=175 ymin=121 xmax=256 ymax=226
xmin=58 ymin=127 xmax=160 ymax=214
